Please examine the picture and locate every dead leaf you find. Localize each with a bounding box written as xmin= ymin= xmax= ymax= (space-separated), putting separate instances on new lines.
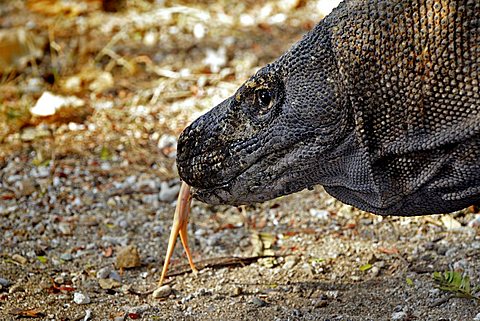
xmin=103 ymin=246 xmax=113 ymax=257
xmin=377 ymin=246 xmax=399 ymax=255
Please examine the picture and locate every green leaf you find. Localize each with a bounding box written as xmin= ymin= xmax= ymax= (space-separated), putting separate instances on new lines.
xmin=406 ymin=277 xmax=414 ymax=287
xmin=359 ymin=263 xmax=372 ymax=271
xmin=432 ymin=270 xmax=479 ymax=301
xmin=37 ymin=256 xmax=48 ymax=264
xmin=100 ymin=146 xmax=111 ymax=161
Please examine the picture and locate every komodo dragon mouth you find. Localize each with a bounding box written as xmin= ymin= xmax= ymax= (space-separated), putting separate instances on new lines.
xmin=183 ymin=144 xmax=299 ymax=205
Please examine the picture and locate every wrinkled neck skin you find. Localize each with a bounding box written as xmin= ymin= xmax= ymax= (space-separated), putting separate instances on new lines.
xmin=177 ymin=11 xmax=365 ymax=206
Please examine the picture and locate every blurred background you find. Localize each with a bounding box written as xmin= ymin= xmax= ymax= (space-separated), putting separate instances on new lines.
xmin=0 ymin=0 xmax=339 ymax=167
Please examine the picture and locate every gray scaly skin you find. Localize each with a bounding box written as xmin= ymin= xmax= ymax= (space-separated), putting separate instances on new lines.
xmin=177 ymin=0 xmax=480 ymax=216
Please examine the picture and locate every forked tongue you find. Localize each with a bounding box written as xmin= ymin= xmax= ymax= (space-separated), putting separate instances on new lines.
xmin=158 ymin=182 xmax=198 ymax=286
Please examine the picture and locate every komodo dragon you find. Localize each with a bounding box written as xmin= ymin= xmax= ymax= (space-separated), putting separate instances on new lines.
xmin=177 ymin=0 xmax=480 ymax=216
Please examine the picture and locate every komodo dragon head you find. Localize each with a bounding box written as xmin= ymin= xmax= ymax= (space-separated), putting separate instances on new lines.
xmin=177 ymin=0 xmax=480 ymax=215
xmin=176 ymin=21 xmax=354 ymax=205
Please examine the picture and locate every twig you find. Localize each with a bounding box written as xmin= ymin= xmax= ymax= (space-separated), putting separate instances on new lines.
xmin=165 ymin=255 xmax=283 ymax=278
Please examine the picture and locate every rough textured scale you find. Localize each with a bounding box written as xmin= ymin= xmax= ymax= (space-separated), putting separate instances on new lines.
xmin=177 ymin=0 xmax=480 ymax=216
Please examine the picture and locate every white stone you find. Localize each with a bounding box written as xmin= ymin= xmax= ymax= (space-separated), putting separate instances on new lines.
xmin=152 ymin=285 xmax=171 ymax=299
xmin=73 ymin=292 xmax=91 ymax=305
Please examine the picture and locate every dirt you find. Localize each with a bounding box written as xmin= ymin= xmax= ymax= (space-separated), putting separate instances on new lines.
xmin=1 ymin=1 xmax=479 ymax=320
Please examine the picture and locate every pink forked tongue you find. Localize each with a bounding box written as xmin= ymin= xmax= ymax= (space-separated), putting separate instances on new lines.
xmin=158 ymin=182 xmax=198 ymax=286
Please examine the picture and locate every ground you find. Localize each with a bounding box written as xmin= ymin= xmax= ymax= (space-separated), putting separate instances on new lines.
xmin=0 ymin=1 xmax=479 ymax=320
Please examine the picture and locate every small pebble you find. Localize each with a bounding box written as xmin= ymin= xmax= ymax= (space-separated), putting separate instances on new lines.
xmin=12 ymin=254 xmax=28 ymax=265
xmin=54 ymin=276 xmax=65 ymax=284
xmin=473 ymin=312 xmax=480 ymax=321
xmin=0 ymin=277 xmax=11 ymax=287
xmin=311 ymin=299 xmax=328 ymax=308
xmin=231 ymin=286 xmax=242 ymax=297
xmin=370 ymin=266 xmax=380 ymax=277
xmin=116 ymin=245 xmax=141 ymax=269
xmin=96 ymin=267 xmax=111 ymax=279
xmin=152 ymin=285 xmax=171 ymax=299
xmin=251 ymin=297 xmax=267 ymax=307
xmin=309 ymin=209 xmax=330 ymax=220
xmin=391 ymin=311 xmax=408 ymax=321
xmin=127 ymin=304 xmax=151 ymax=315
xmin=283 ymin=256 xmax=299 ymax=270
xmin=73 ymin=292 xmax=91 ymax=305
xmin=158 ymin=182 xmax=180 ymax=202
xmin=60 ymin=253 xmax=73 ymax=261
xmin=98 ymin=278 xmax=121 ymax=290
xmin=109 ymin=270 xmax=121 ymax=282
xmin=83 ymin=309 xmax=92 ymax=321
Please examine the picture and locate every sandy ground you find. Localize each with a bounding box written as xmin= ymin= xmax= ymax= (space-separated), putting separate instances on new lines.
xmin=1 ymin=0 xmax=480 ymax=320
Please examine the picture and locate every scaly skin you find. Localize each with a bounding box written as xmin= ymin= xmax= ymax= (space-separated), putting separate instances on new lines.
xmin=177 ymin=0 xmax=480 ymax=216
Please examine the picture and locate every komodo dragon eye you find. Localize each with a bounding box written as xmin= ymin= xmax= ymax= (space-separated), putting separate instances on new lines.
xmin=255 ymin=89 xmax=272 ymax=111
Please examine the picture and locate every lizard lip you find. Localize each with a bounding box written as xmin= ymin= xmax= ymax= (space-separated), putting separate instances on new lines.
xmin=188 ymin=145 xmax=296 ymax=205
xmin=191 ymin=185 xmax=230 ymax=205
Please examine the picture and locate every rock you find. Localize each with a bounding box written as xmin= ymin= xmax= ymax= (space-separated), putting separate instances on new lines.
xmin=12 ymin=254 xmax=28 ymax=264
xmin=98 ymin=278 xmax=121 ymax=290
xmin=283 ymin=256 xmax=299 ymax=270
xmin=152 ymin=285 xmax=171 ymax=299
xmin=127 ymin=304 xmax=150 ymax=315
xmin=102 ymin=235 xmax=129 ymax=247
xmin=309 ymin=209 xmax=330 ymax=220
xmin=16 ymin=180 xmax=36 ymax=197
xmin=109 ymin=270 xmax=121 ymax=282
xmin=203 ymin=47 xmax=226 ymax=73
xmin=96 ymin=267 xmax=111 ymax=279
xmin=60 ymin=253 xmax=73 ymax=261
xmin=231 ymin=286 xmax=242 ymax=297
xmin=157 ymin=134 xmax=177 ymax=150
xmin=73 ymin=292 xmax=91 ymax=305
xmin=0 ymin=278 xmax=11 ymax=287
xmin=158 ymin=182 xmax=180 ymax=202
xmin=251 ymin=297 xmax=267 ymax=307
xmin=468 ymin=216 xmax=480 ymax=228
xmin=391 ymin=311 xmax=408 ymax=321
xmin=64 ymin=76 xmax=82 ymax=93
xmin=473 ymin=312 xmax=480 ymax=321
xmin=116 ymin=245 xmax=141 ymax=269
xmin=440 ymin=215 xmax=462 ymax=230
xmin=370 ymin=266 xmax=380 ymax=277
xmin=311 ymin=299 xmax=328 ymax=308
xmin=54 ymin=276 xmax=65 ymax=284
xmin=83 ymin=309 xmax=92 ymax=321
xmin=325 ymin=290 xmax=339 ymax=299
xmin=31 ymin=91 xmax=85 ymax=117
